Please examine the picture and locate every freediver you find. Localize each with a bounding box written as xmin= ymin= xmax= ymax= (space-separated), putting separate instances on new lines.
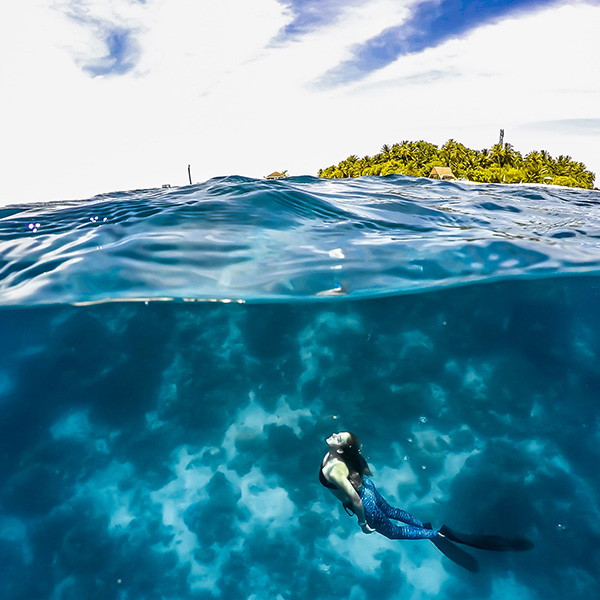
xmin=320 ymin=431 xmax=533 ymax=572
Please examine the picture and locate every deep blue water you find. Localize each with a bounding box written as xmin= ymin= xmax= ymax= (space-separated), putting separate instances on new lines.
xmin=1 ymin=175 xmax=600 ymax=600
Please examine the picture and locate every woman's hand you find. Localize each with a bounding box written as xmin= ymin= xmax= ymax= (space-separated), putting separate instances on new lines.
xmin=359 ymin=521 xmax=375 ymax=534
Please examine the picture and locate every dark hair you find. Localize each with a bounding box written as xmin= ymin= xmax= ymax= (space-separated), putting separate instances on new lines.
xmin=339 ymin=432 xmax=372 ymax=489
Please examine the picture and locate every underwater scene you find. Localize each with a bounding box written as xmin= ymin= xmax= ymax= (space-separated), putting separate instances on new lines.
xmin=1 ymin=175 xmax=600 ymax=599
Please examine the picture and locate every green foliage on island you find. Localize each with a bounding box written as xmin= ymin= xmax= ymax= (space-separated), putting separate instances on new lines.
xmin=318 ymin=140 xmax=595 ymax=189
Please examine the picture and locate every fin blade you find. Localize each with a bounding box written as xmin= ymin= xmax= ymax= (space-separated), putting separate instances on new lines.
xmin=440 ymin=525 xmax=534 ymax=552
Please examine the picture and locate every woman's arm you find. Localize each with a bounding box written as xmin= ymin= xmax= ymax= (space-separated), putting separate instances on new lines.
xmin=328 ymin=464 xmax=374 ymax=532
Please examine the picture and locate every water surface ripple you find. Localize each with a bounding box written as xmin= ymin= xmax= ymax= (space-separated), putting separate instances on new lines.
xmin=1 ymin=175 xmax=599 ymax=305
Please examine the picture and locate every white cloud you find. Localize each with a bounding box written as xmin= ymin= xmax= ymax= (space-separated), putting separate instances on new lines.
xmin=1 ymin=0 xmax=599 ymax=206
xmin=344 ymin=2 xmax=600 ymax=168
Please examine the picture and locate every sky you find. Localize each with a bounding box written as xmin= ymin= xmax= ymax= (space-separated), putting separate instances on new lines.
xmin=1 ymin=0 xmax=599 ymax=205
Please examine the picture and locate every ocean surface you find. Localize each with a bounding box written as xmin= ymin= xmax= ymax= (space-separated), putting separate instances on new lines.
xmin=1 ymin=175 xmax=600 ymax=600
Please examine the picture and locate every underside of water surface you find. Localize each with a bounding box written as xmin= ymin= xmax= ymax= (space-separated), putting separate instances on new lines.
xmin=1 ymin=175 xmax=600 ymax=305
xmin=1 ymin=275 xmax=600 ymax=600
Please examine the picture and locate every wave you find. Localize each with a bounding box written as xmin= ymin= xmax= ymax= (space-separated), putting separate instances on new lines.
xmin=1 ymin=175 xmax=600 ymax=306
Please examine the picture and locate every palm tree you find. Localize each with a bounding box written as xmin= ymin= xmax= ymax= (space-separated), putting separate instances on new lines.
xmin=380 ymin=144 xmax=392 ymax=163
xmin=490 ymin=143 xmax=520 ymax=169
xmin=522 ymin=152 xmax=549 ymax=183
xmin=553 ymin=155 xmax=573 ymax=177
xmin=440 ymin=139 xmax=470 ymax=176
xmin=476 ymin=148 xmax=491 ymax=169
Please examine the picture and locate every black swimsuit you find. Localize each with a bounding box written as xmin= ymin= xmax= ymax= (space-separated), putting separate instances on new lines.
xmin=319 ymin=464 xmax=338 ymax=490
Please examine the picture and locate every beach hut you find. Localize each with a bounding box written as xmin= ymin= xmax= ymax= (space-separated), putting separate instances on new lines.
xmin=429 ymin=166 xmax=456 ymax=180
xmin=265 ymin=171 xmax=287 ymax=180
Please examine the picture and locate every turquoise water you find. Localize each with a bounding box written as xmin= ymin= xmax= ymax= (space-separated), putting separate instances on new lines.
xmin=1 ymin=176 xmax=600 ymax=599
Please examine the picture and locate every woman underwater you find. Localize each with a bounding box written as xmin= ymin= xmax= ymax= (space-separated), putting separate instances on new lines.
xmin=320 ymin=431 xmax=440 ymax=541
xmin=320 ymin=431 xmax=533 ymax=571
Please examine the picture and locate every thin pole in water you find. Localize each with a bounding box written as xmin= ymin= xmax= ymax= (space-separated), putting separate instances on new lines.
xmin=188 ymin=164 xmax=192 ymax=185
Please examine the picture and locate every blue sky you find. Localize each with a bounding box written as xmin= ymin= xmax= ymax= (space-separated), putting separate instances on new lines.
xmin=61 ymin=0 xmax=586 ymax=82
xmin=1 ymin=0 xmax=599 ymax=203
xmin=318 ymin=0 xmax=556 ymax=85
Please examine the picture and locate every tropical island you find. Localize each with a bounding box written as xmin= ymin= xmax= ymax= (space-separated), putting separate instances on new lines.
xmin=318 ymin=140 xmax=595 ymax=189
